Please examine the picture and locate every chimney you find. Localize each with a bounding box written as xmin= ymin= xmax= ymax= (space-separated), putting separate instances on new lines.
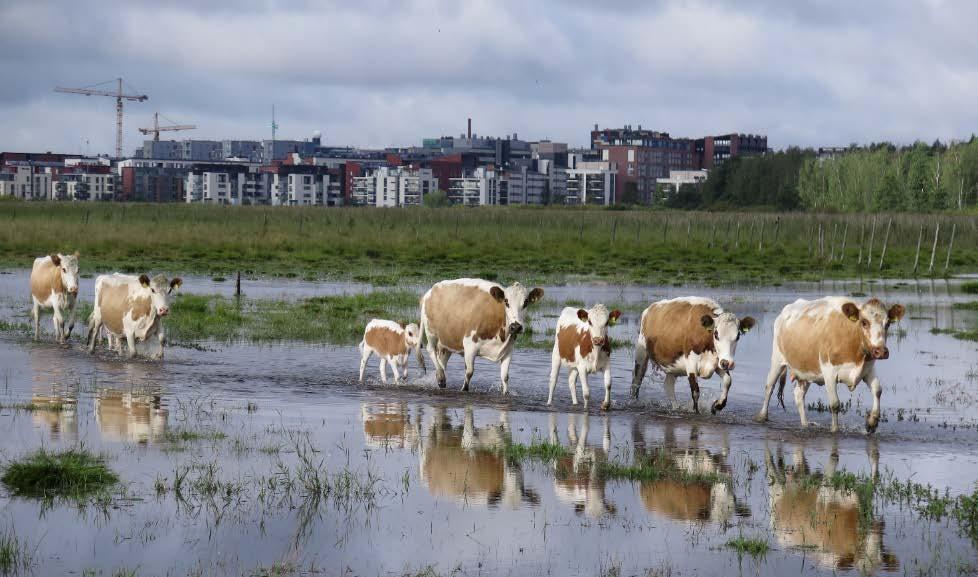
xmin=467 ymin=118 xmax=472 ymax=139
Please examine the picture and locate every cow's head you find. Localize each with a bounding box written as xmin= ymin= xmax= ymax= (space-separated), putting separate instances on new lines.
xmin=701 ymin=310 xmax=755 ymax=371
xmin=576 ymin=304 xmax=622 ymax=348
xmin=842 ymin=298 xmax=904 ymax=360
xmin=403 ymin=322 xmax=422 ymax=351
xmin=138 ymin=274 xmax=183 ymax=317
xmin=51 ymin=252 xmax=80 ymax=296
xmin=489 ymin=282 xmax=544 ymax=336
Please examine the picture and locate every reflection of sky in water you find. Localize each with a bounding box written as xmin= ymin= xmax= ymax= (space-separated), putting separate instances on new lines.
xmin=0 ymin=274 xmax=975 ymax=575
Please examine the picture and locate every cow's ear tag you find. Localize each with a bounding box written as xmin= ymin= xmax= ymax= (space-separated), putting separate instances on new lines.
xmin=848 ymin=314 xmax=859 ymax=322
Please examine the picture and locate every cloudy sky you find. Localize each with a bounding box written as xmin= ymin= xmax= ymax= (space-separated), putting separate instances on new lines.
xmin=1 ymin=0 xmax=976 ymax=155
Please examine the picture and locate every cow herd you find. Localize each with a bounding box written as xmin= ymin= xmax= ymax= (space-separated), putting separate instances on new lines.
xmin=28 ymin=255 xmax=904 ymax=434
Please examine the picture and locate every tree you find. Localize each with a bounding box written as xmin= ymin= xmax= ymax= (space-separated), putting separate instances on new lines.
xmin=423 ymin=189 xmax=450 ymax=208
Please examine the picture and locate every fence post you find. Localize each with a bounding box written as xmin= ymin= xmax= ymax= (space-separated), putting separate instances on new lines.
xmin=866 ymin=216 xmax=877 ymax=266
xmin=839 ymin=222 xmax=849 ymax=263
xmin=928 ymin=222 xmax=941 ymax=274
xmin=913 ymin=225 xmax=924 ymax=275
xmin=829 ymin=222 xmax=838 ymax=261
xmin=757 ymin=219 xmax=765 ymax=252
xmin=235 ymin=271 xmax=241 ymax=297
xmin=878 ymin=218 xmax=892 ymax=271
xmin=944 ymin=222 xmax=956 ymax=272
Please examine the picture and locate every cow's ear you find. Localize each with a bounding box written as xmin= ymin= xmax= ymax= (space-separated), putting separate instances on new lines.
xmin=73 ymin=251 xmax=80 ymax=258
xmin=701 ymin=315 xmax=715 ymax=331
xmin=169 ymin=277 xmax=183 ymax=293
xmin=739 ymin=316 xmax=756 ymax=334
xmin=139 ymin=274 xmax=151 ymax=288
xmin=888 ymin=304 xmax=905 ymax=322
xmin=49 ymin=254 xmax=61 ymax=266
xmin=609 ymin=310 xmax=622 ymax=325
xmin=577 ymin=309 xmax=589 ymax=321
xmin=525 ymin=288 xmax=544 ymax=306
xmin=842 ymin=302 xmax=860 ymax=322
xmin=489 ymin=286 xmax=505 ymax=303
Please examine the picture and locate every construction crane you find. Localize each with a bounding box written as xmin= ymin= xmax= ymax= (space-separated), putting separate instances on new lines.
xmin=54 ymin=78 xmax=148 ymax=158
xmin=139 ymin=112 xmax=196 ymax=141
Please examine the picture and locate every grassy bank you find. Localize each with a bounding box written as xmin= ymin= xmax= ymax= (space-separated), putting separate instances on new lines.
xmin=2 ymin=202 xmax=976 ymax=284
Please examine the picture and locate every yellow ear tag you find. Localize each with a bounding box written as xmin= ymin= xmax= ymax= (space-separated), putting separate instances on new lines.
xmin=848 ymin=315 xmax=859 ymax=322
xmin=609 ymin=317 xmax=618 ymax=326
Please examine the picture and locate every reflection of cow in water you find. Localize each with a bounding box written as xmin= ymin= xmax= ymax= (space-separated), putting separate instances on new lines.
xmin=766 ymin=442 xmax=898 ymax=574
xmin=549 ymin=413 xmax=616 ymax=517
xmin=361 ymin=402 xmax=420 ymax=449
xmin=632 ymin=422 xmax=747 ymax=523
xmin=419 ymin=406 xmax=538 ymax=509
xmin=95 ymin=389 xmax=168 ymax=444
xmin=30 ymin=393 xmax=78 ymax=441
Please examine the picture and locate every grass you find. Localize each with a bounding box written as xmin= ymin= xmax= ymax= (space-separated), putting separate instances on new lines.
xmin=2 ymin=202 xmax=976 ymax=284
xmin=724 ymin=536 xmax=769 ymax=558
xmin=160 ymin=428 xmax=227 ymax=444
xmin=0 ymin=401 xmax=68 ymax=413
xmin=165 ymin=290 xmax=419 ymax=344
xmin=501 ymin=441 xmax=570 ymax=463
xmin=1 ymin=448 xmax=119 ymax=503
xmin=596 ymin=450 xmax=727 ymax=485
xmin=962 ymin=282 xmax=978 ymax=294
xmin=954 ymin=301 xmax=978 ymax=311
xmin=0 ymin=527 xmax=36 ymax=575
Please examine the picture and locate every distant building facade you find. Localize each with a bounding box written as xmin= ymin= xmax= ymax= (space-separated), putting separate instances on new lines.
xmin=695 ymin=134 xmax=767 ymax=169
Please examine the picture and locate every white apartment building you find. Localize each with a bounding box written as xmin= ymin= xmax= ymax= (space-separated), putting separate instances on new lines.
xmin=656 ymin=169 xmax=708 ymax=191
xmin=0 ymin=165 xmax=51 ymax=199
xmin=351 ymin=166 xmax=437 ymax=207
xmin=506 ymin=166 xmax=548 ymax=205
xmin=448 ymin=167 xmax=505 ymax=206
xmin=565 ymin=162 xmax=616 ymax=205
xmin=185 ymin=167 xmax=271 ymax=205
xmin=54 ymin=172 xmax=115 ymax=201
xmin=271 ymin=172 xmax=326 ymax=206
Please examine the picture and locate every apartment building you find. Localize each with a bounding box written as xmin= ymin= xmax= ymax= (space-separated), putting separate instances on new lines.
xmin=448 ymin=167 xmax=506 ymax=206
xmin=351 ymin=166 xmax=437 ymax=207
xmin=565 ymin=162 xmax=616 ymax=205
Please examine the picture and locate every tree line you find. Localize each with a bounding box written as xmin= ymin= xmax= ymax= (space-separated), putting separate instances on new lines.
xmin=664 ymin=137 xmax=978 ymax=212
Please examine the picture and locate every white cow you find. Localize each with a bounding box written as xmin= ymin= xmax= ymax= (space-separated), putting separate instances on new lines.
xmin=547 ymin=305 xmax=622 ymax=410
xmin=87 ymin=273 xmax=182 ymax=359
xmin=30 ymin=253 xmax=80 ymax=343
xmin=419 ymin=278 xmax=544 ymax=393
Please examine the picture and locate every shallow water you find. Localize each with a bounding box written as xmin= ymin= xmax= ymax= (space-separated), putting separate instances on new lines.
xmin=1 ymin=273 xmax=977 ymax=576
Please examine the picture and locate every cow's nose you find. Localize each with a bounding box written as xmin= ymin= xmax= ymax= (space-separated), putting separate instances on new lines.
xmin=720 ymin=359 xmax=735 ymax=371
xmin=508 ymin=322 xmax=523 ymax=335
xmin=592 ymin=336 xmax=605 ymax=346
xmin=68 ymin=287 xmax=78 ymax=295
xmin=158 ymin=307 xmax=169 ymax=317
xmin=871 ymin=346 xmax=889 ymax=360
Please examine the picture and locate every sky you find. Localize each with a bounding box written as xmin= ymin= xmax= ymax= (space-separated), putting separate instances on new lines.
xmin=1 ymin=0 xmax=977 ymax=155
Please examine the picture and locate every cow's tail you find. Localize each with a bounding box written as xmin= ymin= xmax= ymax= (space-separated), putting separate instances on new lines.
xmin=776 ymin=367 xmax=787 ymax=411
xmin=416 ymin=305 xmax=428 ymax=374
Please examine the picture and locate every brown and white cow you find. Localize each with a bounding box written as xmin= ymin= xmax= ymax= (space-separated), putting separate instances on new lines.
xmin=358 ymin=319 xmax=422 ymax=384
xmin=547 ymin=305 xmax=622 ymax=410
xmin=550 ymin=413 xmax=616 ymax=518
xmin=86 ymin=273 xmax=182 ymax=359
xmin=631 ymin=297 xmax=756 ymax=414
xmin=755 ymin=297 xmax=905 ymax=433
xmin=419 ymin=278 xmax=544 ymax=393
xmin=30 ymin=253 xmax=80 ymax=343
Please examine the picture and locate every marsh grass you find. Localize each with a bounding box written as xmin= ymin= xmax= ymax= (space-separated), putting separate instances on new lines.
xmin=1 ymin=448 xmax=118 ymax=503
xmin=724 ymin=536 xmax=769 ymax=558
xmin=0 ymin=401 xmax=68 ymax=413
xmin=0 ymin=527 xmax=36 ymax=575
xmin=596 ymin=450 xmax=727 ymax=485
xmin=161 ymin=428 xmax=227 ymax=444
xmin=3 ymin=203 xmax=975 ymax=284
xmin=501 ymin=441 xmax=570 ymax=463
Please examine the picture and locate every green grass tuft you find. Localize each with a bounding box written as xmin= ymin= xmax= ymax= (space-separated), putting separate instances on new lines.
xmin=502 ymin=441 xmax=570 ymax=463
xmin=725 ymin=536 xmax=769 ymax=558
xmin=1 ymin=448 xmax=119 ymax=502
xmin=0 ymin=527 xmax=35 ymax=574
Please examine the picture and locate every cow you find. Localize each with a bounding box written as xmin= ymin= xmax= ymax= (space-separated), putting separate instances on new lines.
xmin=547 ymin=305 xmax=622 ymax=410
xmin=766 ymin=443 xmax=898 ymax=573
xmin=418 ymin=279 xmax=544 ymax=393
xmin=95 ymin=388 xmax=168 ymax=444
xmin=631 ymin=297 xmax=756 ymax=414
xmin=30 ymin=253 xmax=80 ymax=343
xmin=86 ymin=273 xmax=182 ymax=359
xmin=358 ymin=319 xmax=422 ymax=384
xmin=755 ymin=297 xmax=905 ymax=433
xmin=550 ymin=413 xmax=616 ymax=517
xmin=361 ymin=402 xmax=420 ymax=449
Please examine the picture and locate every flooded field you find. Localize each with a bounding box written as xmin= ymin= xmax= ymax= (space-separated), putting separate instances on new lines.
xmin=1 ymin=270 xmax=977 ymax=576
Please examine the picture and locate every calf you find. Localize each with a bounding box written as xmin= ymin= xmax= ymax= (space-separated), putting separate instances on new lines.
xmin=358 ymin=319 xmax=421 ymax=384
xmin=87 ymin=273 xmax=182 ymax=359
xmin=419 ymin=278 xmax=544 ymax=393
xmin=30 ymin=253 xmax=80 ymax=343
xmin=632 ymin=297 xmax=755 ymax=414
xmin=756 ymin=297 xmax=904 ymax=433
xmin=547 ymin=305 xmax=622 ymax=410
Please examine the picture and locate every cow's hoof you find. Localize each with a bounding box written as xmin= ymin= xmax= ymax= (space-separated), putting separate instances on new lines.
xmin=711 ymin=400 xmax=726 ymax=415
xmin=601 ymin=401 xmax=610 ymax=411
xmin=865 ymin=417 xmax=879 ymax=434
xmin=437 ymin=381 xmax=447 ymax=389
xmin=753 ymin=413 xmax=768 ymax=423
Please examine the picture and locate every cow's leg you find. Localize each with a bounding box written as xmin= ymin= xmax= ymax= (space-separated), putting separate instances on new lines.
xmin=358 ymin=346 xmax=371 ymax=382
xmin=461 ymin=344 xmax=477 ymax=392
xmin=578 ymin=364 xmax=591 ymax=409
xmin=866 ymin=369 xmax=882 ymax=434
xmin=378 ymin=358 xmax=389 ymax=384
xmin=52 ymin=306 xmax=65 ymax=343
xmin=499 ymin=353 xmax=513 ymax=395
xmin=546 ymin=352 xmax=561 ymax=405
xmin=687 ymin=374 xmax=701 ymax=414
xmin=567 ymin=368 xmax=579 ymax=405
xmin=125 ymin=330 xmax=137 ymax=359
xmin=87 ymin=318 xmax=101 ymax=353
xmin=824 ymin=372 xmax=842 ymax=432
xmin=399 ymin=357 xmax=409 ymax=382
xmin=712 ymin=370 xmax=732 ymax=415
xmin=793 ymin=380 xmax=811 ymax=427
xmin=389 ymin=358 xmax=402 ymax=383
xmin=631 ymin=339 xmax=649 ymax=399
xmin=31 ymin=300 xmax=40 ymax=341
xmin=434 ymin=345 xmax=451 ymax=389
xmin=601 ymin=366 xmax=612 ymax=411
xmin=65 ymin=298 xmax=77 ymax=340
xmin=756 ymin=354 xmax=787 ymax=423
xmin=663 ymin=373 xmax=678 ymax=409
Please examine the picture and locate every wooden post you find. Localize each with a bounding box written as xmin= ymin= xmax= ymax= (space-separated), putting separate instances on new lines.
xmin=710 ymin=222 xmax=717 ymax=249
xmin=748 ymin=219 xmax=755 ymax=249
xmin=579 ymin=220 xmax=584 ymax=241
xmin=735 ymin=221 xmax=741 ymax=249
xmin=808 ymin=223 xmax=814 ymax=256
xmin=611 ymin=218 xmax=618 ymax=245
xmin=839 ymin=222 xmax=849 ymax=263
xmin=685 ymin=219 xmax=691 ymax=248
xmin=913 ymin=225 xmax=924 ymax=275
xmin=773 ymin=217 xmax=781 ymax=244
xmin=866 ymin=217 xmax=877 ymax=266
xmin=724 ymin=219 xmax=732 ymax=252
xmin=235 ymin=271 xmax=241 ymax=297
xmin=878 ymin=218 xmax=892 ymax=271
xmin=757 ymin=219 xmax=765 ymax=252
xmin=857 ymin=220 xmax=865 ymax=266
xmin=818 ymin=222 xmax=824 ymax=258
xmin=944 ymin=222 xmax=956 ymax=272
xmin=928 ymin=222 xmax=941 ymax=274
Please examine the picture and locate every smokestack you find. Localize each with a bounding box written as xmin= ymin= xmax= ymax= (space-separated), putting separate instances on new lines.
xmin=467 ymin=118 xmax=472 ymax=139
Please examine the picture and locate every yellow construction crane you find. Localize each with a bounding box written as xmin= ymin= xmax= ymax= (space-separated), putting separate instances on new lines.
xmin=139 ymin=112 xmax=197 ymax=141
xmin=54 ymin=78 xmax=148 ymax=158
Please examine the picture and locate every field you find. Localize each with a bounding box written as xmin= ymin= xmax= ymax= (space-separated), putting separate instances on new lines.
xmin=2 ymin=201 xmax=977 ymax=284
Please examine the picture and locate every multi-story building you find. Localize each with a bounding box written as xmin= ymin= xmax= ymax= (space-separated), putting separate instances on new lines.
xmin=222 ymin=140 xmax=263 ymax=162
xmin=695 ymin=134 xmax=767 ymax=169
xmin=506 ymin=164 xmax=549 ymax=205
xmin=262 ymin=139 xmax=319 ymax=163
xmin=53 ymin=166 xmax=115 ymax=201
xmin=185 ymin=164 xmax=270 ymax=205
xmin=565 ymin=162 xmax=616 ymax=205
xmin=448 ymin=167 xmax=506 ymax=206
xmin=351 ymin=166 xmax=437 ymax=207
xmin=591 ymin=125 xmax=697 ymax=204
xmin=0 ymin=164 xmax=51 ymax=199
xmin=117 ymin=159 xmax=196 ymax=202
xmin=655 ymin=169 xmax=709 ymax=202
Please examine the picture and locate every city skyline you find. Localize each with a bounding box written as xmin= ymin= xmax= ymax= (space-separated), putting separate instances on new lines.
xmin=2 ymin=1 xmax=977 ymax=155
